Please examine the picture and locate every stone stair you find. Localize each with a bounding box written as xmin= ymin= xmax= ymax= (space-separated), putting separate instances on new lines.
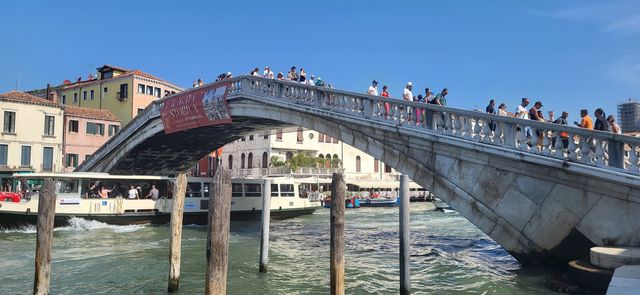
xmin=566 ymin=247 xmax=640 ymax=292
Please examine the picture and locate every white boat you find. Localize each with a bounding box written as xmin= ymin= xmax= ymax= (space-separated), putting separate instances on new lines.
xmin=0 ymin=172 xmax=321 ymax=228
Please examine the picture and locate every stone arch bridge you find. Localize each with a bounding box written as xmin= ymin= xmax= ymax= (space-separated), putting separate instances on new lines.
xmin=77 ymin=75 xmax=640 ymax=264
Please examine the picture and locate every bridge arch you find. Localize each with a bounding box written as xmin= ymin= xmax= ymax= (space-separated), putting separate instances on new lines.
xmin=79 ymin=76 xmax=640 ymax=264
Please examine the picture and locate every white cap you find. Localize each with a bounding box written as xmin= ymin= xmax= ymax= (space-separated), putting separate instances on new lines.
xmin=407 ymin=82 xmax=413 ymax=86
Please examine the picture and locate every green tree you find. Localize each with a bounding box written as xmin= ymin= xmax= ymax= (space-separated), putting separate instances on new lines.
xmin=269 ymin=156 xmax=286 ymax=168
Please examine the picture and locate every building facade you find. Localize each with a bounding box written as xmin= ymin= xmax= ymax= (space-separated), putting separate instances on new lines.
xmin=30 ymin=65 xmax=183 ymax=126
xmin=618 ymin=99 xmax=640 ymax=134
xmin=0 ymin=91 xmax=64 ymax=183
xmin=192 ymin=127 xmax=400 ymax=190
xmin=63 ymin=106 xmax=121 ymax=172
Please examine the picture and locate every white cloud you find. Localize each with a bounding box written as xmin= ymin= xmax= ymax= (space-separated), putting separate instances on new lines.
xmin=533 ymin=1 xmax=640 ymax=34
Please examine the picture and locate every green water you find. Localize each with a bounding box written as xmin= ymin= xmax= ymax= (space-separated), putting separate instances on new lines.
xmin=0 ymin=203 xmax=561 ymax=294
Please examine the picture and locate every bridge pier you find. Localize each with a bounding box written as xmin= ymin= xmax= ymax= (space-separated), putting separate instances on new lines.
xmin=259 ymin=179 xmax=272 ymax=273
xmin=168 ymin=172 xmax=187 ymax=292
xmin=330 ymin=173 xmax=346 ymax=295
xmin=205 ymin=167 xmax=232 ymax=294
xmin=33 ymin=179 xmax=56 ymax=295
xmin=399 ymin=175 xmax=411 ymax=295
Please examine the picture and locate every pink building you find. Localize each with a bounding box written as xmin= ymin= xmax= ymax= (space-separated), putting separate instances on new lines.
xmin=63 ymin=106 xmax=121 ymax=171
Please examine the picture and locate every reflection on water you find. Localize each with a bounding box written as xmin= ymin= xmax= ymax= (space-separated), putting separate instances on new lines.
xmin=0 ymin=203 xmax=561 ymax=294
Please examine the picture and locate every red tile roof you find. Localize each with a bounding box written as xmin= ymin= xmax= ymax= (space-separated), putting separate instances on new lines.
xmin=62 ymin=65 xmax=182 ymax=90
xmin=64 ymin=105 xmax=120 ymax=122
xmin=0 ymin=91 xmax=61 ymax=108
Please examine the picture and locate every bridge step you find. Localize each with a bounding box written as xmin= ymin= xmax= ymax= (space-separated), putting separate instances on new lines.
xmin=567 ymin=260 xmax=614 ymax=290
xmin=591 ymin=247 xmax=640 ymax=270
xmin=606 ymin=266 xmax=640 ymax=295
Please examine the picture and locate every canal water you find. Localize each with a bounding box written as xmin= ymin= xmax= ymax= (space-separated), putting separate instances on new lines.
xmin=0 ymin=203 xmax=562 ymax=294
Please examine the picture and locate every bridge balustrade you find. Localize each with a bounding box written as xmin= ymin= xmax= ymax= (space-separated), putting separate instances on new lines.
xmin=79 ymin=75 xmax=640 ymax=177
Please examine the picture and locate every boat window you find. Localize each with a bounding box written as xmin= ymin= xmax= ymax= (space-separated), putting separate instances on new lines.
xmin=56 ymin=179 xmax=79 ymax=194
xmin=271 ymin=183 xmax=278 ymax=197
xmin=232 ymin=183 xmax=243 ymax=197
xmin=187 ymin=182 xmax=201 ymax=198
xmin=280 ymin=184 xmax=294 ymax=197
xmin=244 ymin=183 xmax=261 ymax=197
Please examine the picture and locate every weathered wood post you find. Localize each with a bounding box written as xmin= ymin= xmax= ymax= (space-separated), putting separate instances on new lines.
xmin=168 ymin=172 xmax=187 ymax=292
xmin=205 ymin=167 xmax=232 ymax=294
xmin=33 ymin=178 xmax=56 ymax=295
xmin=330 ymin=173 xmax=346 ymax=295
xmin=399 ymin=175 xmax=411 ymax=295
xmin=259 ymin=179 xmax=272 ymax=273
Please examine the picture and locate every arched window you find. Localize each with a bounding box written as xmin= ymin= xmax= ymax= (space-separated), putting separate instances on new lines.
xmin=297 ymin=127 xmax=304 ymax=143
xmin=262 ymin=152 xmax=268 ymax=168
xmin=241 ymin=153 xmax=246 ymax=169
xmin=325 ymin=154 xmax=332 ymax=168
xmin=247 ymin=153 xmax=253 ymax=169
xmin=356 ymin=156 xmax=361 ymax=172
xmin=318 ymin=154 xmax=324 ymax=168
xmin=286 ymin=151 xmax=293 ymax=161
xmin=228 ymin=155 xmax=233 ymax=169
xmin=374 ymin=159 xmax=379 ymax=172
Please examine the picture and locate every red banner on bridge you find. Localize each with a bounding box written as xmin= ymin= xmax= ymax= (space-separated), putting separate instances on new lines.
xmin=160 ymin=83 xmax=232 ymax=134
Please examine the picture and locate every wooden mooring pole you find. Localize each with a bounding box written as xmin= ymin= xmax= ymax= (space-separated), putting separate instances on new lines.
xmin=330 ymin=173 xmax=346 ymax=295
xmin=168 ymin=172 xmax=187 ymax=292
xmin=259 ymin=179 xmax=272 ymax=273
xmin=399 ymin=175 xmax=411 ymax=295
xmin=33 ymin=178 xmax=56 ymax=295
xmin=205 ymin=167 xmax=232 ymax=295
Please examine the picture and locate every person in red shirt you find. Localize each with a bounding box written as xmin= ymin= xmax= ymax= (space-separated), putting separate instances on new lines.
xmin=381 ymin=85 xmax=390 ymax=118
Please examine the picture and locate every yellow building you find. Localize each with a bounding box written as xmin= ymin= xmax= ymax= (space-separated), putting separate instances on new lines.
xmin=0 ymin=91 xmax=64 ymax=182
xmin=34 ymin=65 xmax=183 ymax=126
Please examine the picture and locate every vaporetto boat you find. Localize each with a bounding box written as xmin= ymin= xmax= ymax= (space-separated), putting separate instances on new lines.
xmin=0 ymin=172 xmax=321 ymax=228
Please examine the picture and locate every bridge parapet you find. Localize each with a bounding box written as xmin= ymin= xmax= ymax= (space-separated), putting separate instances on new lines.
xmin=80 ymin=75 xmax=640 ymax=177
xmin=239 ymin=76 xmax=640 ymax=176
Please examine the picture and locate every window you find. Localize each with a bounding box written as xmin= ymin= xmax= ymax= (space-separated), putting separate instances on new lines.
xmin=231 ymin=183 xmax=243 ymax=197
xmin=66 ymin=154 xmax=78 ymax=168
xmin=119 ymin=84 xmax=128 ymax=99
xmin=374 ymin=159 xmax=379 ymax=172
xmin=326 ymin=135 xmax=332 ymax=142
xmin=137 ymin=108 xmax=144 ymax=115
xmin=228 ymin=155 xmax=233 ymax=169
xmin=85 ymin=154 xmax=91 ymax=161
xmin=241 ymin=153 xmax=245 ymax=169
xmin=164 ymin=90 xmax=171 ymax=97
xmin=263 ymin=134 xmax=268 ymax=139
xmin=0 ymin=144 xmax=8 ymax=165
xmin=262 ymin=152 xmax=268 ymax=168
xmin=21 ymin=146 xmax=31 ymax=166
xmin=108 ymin=124 xmax=119 ymax=136
xmin=73 ymin=93 xmax=78 ymax=103
xmin=280 ymin=184 xmax=295 ymax=197
xmin=271 ymin=184 xmax=279 ymax=197
xmin=249 ymin=135 xmax=254 ymax=140
xmin=241 ymin=137 xmax=245 ymax=141
xmin=385 ymin=164 xmax=392 ymax=173
xmin=90 ymin=90 xmax=94 ymax=100
xmin=69 ymin=120 xmax=79 ymax=132
xmin=247 ymin=153 xmax=253 ymax=169
xmin=286 ymin=152 xmax=294 ymax=161
xmin=276 ymin=129 xmax=283 ymax=140
xmin=103 ymin=87 xmax=108 ymax=93
xmin=146 ymin=85 xmax=153 ymax=95
xmin=333 ymin=137 xmax=338 ymax=143
xmin=3 ymin=111 xmax=16 ymax=133
xmin=356 ymin=156 xmax=361 ymax=172
xmin=86 ymin=122 xmax=104 ymax=135
xmin=154 ymin=87 xmax=161 ymax=98
xmin=44 ymin=115 xmax=55 ymax=136
xmin=138 ymin=84 xmax=145 ymax=94
xmin=62 ymin=95 xmax=66 ymax=104
xmin=43 ymin=147 xmax=53 ymax=171
xmin=318 ymin=133 xmax=325 ymax=142
xmin=297 ymin=128 xmax=304 ymax=143
xmin=244 ymin=183 xmax=261 ymax=197
xmin=83 ymin=91 xmax=87 ymax=100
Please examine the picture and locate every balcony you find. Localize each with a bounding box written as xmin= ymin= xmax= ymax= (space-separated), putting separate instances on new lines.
xmin=232 ymin=167 xmax=344 ymax=178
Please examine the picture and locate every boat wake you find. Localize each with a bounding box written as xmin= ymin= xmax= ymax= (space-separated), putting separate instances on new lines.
xmin=0 ymin=217 xmax=145 ymax=234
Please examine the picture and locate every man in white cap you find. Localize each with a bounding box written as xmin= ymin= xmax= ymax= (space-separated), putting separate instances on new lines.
xmin=368 ymin=80 xmax=379 ymax=96
xmin=403 ymin=82 xmax=413 ymax=101
xmin=263 ymin=66 xmax=274 ymax=79
xmin=307 ymin=74 xmax=315 ymax=85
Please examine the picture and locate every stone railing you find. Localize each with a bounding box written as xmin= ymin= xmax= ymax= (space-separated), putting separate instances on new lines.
xmin=79 ymin=75 xmax=640 ymax=176
xmin=238 ymin=75 xmax=640 ymax=176
xmin=233 ymin=167 xmax=344 ymax=178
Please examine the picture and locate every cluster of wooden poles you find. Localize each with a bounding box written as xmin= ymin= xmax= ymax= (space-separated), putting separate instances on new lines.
xmin=32 ymin=170 xmax=412 ymax=295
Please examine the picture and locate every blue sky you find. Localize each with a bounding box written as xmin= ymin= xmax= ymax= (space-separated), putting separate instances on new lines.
xmin=1 ymin=0 xmax=638 ymax=122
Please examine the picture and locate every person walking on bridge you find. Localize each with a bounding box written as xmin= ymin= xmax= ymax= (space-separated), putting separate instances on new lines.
xmin=368 ymin=80 xmax=379 ymax=96
xmin=433 ymin=88 xmax=448 ymax=106
xmin=263 ymin=66 xmax=274 ymax=79
xmin=574 ymin=109 xmax=593 ymax=129
xmin=402 ymin=82 xmax=413 ymax=122
xmin=287 ymin=66 xmax=298 ymax=81
xmin=486 ymin=99 xmax=497 ymax=132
